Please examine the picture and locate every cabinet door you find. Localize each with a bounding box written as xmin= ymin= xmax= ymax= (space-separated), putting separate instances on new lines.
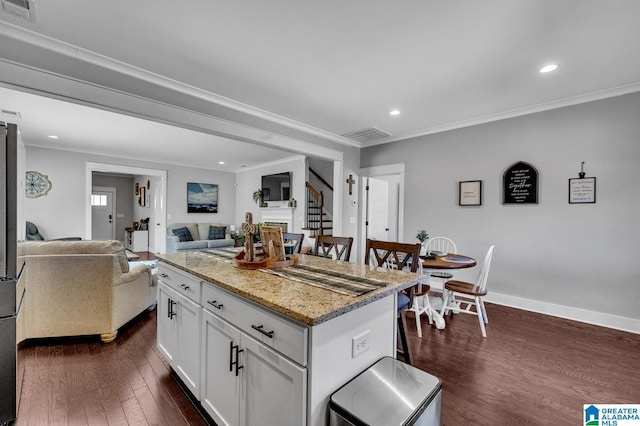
xmin=175 ymin=294 xmax=201 ymax=397
xmin=201 ymin=310 xmax=241 ymax=426
xmin=157 ymin=283 xmax=179 ymax=363
xmin=240 ymin=333 xmax=307 ymax=426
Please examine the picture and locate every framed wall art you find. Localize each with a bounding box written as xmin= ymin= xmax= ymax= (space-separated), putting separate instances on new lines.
xmin=187 ymin=182 xmax=218 ymax=213
xmin=459 ymin=180 xmax=482 ymax=206
xmin=569 ymin=177 xmax=596 ymax=204
xmin=503 ymin=161 xmax=539 ymax=204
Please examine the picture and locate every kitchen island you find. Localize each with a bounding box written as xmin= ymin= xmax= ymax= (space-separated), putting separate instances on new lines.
xmin=156 ymin=250 xmax=422 ymax=426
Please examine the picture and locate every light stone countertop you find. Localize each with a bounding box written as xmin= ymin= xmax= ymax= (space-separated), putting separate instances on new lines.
xmin=157 ymin=251 xmax=423 ymax=326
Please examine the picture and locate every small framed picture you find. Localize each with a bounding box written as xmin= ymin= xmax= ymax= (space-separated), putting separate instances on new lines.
xmin=569 ymin=177 xmax=596 ymax=204
xmin=459 ymin=180 xmax=482 ymax=206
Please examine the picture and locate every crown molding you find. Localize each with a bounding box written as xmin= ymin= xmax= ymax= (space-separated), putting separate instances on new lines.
xmin=363 ymin=82 xmax=640 ymax=147
xmin=0 ymin=21 xmax=360 ymax=149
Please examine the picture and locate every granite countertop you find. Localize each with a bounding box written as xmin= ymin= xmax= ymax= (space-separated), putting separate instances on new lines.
xmin=156 ymin=251 xmax=423 ymax=326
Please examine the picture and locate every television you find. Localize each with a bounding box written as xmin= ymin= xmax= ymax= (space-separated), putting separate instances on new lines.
xmin=261 ymin=172 xmax=291 ymax=201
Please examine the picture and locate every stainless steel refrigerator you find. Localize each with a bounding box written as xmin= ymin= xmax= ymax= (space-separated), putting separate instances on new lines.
xmin=0 ymin=121 xmax=18 ymax=425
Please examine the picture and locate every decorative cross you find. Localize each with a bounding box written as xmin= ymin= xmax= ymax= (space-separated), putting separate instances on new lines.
xmin=346 ymin=174 xmax=356 ymax=195
xmin=241 ymin=212 xmax=257 ymax=261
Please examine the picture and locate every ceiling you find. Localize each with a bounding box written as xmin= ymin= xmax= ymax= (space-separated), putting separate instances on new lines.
xmin=1 ymin=1 xmax=640 ymax=163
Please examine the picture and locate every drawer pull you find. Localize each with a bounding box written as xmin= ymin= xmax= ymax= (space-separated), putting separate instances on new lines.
xmin=159 ymin=273 xmax=169 ymax=278
xmin=207 ymin=300 xmax=223 ymax=310
xmin=179 ymin=283 xmax=190 ymax=291
xmin=251 ymin=324 xmax=274 ymax=338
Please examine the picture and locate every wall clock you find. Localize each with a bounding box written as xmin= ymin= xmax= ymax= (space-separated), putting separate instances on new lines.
xmin=25 ymin=170 xmax=52 ymax=198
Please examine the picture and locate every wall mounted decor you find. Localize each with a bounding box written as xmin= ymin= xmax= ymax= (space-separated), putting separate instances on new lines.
xmin=569 ymin=162 xmax=596 ymax=204
xmin=25 ymin=170 xmax=52 ymax=198
xmin=503 ymin=161 xmax=538 ymax=204
xmin=459 ymin=180 xmax=482 ymax=206
xmin=138 ymin=186 xmax=146 ymax=207
xmin=187 ymin=182 xmax=218 ymax=213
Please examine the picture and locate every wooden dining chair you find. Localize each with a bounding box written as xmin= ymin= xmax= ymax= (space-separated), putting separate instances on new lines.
xmin=313 ymin=235 xmax=354 ymax=261
xmin=365 ymin=239 xmax=429 ymax=364
xmin=441 ymin=245 xmax=495 ymax=337
xmin=424 ymin=237 xmax=458 ymax=289
xmin=282 ymin=232 xmax=304 ymax=253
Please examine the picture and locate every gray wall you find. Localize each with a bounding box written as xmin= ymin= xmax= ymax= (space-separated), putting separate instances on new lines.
xmin=361 ymin=92 xmax=640 ymax=325
xmin=24 ymin=146 xmax=237 ymax=246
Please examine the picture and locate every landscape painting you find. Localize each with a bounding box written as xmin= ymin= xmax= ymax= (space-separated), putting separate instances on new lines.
xmin=187 ymin=182 xmax=218 ymax=213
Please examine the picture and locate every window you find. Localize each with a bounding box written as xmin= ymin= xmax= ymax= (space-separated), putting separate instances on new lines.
xmin=91 ymin=194 xmax=107 ymax=206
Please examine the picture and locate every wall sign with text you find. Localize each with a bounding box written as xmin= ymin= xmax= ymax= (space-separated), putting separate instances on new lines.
xmin=569 ymin=177 xmax=596 ymax=204
xmin=459 ymin=180 xmax=482 ymax=206
xmin=503 ymin=161 xmax=539 ymax=204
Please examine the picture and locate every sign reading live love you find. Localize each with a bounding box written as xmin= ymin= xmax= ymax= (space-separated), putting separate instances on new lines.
xmin=503 ymin=161 xmax=538 ymax=204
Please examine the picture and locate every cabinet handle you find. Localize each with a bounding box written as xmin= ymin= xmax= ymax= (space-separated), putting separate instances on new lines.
xmin=179 ymin=283 xmax=190 ymax=291
xmin=235 ymin=346 xmax=244 ymax=377
xmin=230 ymin=342 xmax=244 ymax=376
xmin=159 ymin=273 xmax=168 ymax=278
xmin=167 ymin=298 xmax=171 ymax=319
xmin=251 ymin=324 xmax=274 ymax=338
xmin=169 ymin=300 xmax=177 ymax=319
xmin=207 ymin=300 xmax=223 ymax=310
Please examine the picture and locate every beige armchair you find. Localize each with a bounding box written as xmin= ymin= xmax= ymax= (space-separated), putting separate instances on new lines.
xmin=17 ymin=240 xmax=155 ymax=343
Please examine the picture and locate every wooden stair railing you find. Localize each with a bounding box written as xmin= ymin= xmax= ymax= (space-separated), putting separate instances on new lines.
xmin=305 ymin=182 xmax=325 ymax=237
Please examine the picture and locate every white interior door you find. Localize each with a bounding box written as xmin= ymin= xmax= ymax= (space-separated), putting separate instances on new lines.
xmin=91 ymin=188 xmax=115 ymax=240
xmin=366 ymin=177 xmax=390 ymax=241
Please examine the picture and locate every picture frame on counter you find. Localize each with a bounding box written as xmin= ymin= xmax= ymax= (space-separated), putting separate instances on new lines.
xmin=459 ymin=180 xmax=482 ymax=206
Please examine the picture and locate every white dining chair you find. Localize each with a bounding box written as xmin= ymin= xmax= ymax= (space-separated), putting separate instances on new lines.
xmin=441 ymin=245 xmax=495 ymax=337
xmin=424 ymin=237 xmax=458 ymax=290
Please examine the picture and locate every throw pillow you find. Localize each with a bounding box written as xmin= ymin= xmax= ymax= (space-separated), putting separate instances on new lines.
xmin=173 ymin=227 xmax=193 ymax=242
xmin=208 ymin=226 xmax=226 ymax=240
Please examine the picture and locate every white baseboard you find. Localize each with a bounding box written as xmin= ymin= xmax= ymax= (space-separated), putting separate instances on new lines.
xmin=486 ymin=292 xmax=640 ymax=335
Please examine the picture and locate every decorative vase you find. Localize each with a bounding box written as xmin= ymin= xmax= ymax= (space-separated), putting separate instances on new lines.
xmin=420 ymin=242 xmax=427 ymax=256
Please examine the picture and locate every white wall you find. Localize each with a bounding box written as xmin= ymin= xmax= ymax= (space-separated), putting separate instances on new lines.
xmin=360 ymin=92 xmax=640 ymax=330
xmin=235 ymin=156 xmax=306 ymax=231
xmin=24 ymin=146 xmax=236 ymax=246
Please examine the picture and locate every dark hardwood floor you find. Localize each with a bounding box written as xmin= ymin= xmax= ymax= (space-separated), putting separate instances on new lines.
xmin=404 ymin=303 xmax=640 ymax=425
xmin=17 ymin=309 xmax=206 ymax=426
xmin=16 ymin=300 xmax=640 ymax=425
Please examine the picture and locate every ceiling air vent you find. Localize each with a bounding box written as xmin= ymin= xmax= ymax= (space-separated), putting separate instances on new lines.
xmin=1 ymin=109 xmax=22 ymax=119
xmin=1 ymin=0 xmax=36 ymax=22
xmin=342 ymin=127 xmax=391 ymax=143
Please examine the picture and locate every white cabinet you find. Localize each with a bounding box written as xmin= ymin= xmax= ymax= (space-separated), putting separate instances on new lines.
xmin=201 ymin=309 xmax=306 ymax=426
xmin=157 ymin=284 xmax=179 ymax=363
xmin=124 ymin=229 xmax=148 ymax=252
xmin=157 ymin=264 xmax=202 ymax=398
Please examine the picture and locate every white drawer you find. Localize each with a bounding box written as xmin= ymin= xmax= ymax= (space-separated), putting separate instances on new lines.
xmin=157 ymin=263 xmax=202 ymax=304
xmin=201 ymin=283 xmax=308 ymax=366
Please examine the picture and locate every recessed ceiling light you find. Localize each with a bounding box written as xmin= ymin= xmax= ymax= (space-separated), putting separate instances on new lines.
xmin=539 ymin=64 xmax=558 ymax=73
xmin=389 ymin=110 xmax=400 ymax=116
xmin=48 ymin=135 xmax=58 ymax=139
xmin=218 ymin=161 xmax=225 ymax=165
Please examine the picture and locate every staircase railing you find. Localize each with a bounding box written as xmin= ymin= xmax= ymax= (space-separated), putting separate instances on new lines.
xmin=305 ymin=182 xmax=324 ymax=236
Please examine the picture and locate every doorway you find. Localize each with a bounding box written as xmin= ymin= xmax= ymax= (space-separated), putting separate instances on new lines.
xmin=86 ymin=162 xmax=167 ymax=253
xmin=360 ymin=163 xmax=405 ymax=263
xmin=91 ymin=187 xmax=116 ymax=240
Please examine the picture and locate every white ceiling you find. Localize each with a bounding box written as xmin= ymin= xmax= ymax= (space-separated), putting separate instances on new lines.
xmin=0 ymin=86 xmax=294 ymax=171
xmin=2 ymin=1 xmax=640 ymax=161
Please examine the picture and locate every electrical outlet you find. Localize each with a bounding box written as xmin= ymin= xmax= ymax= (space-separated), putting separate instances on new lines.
xmin=352 ymin=330 xmax=370 ymax=358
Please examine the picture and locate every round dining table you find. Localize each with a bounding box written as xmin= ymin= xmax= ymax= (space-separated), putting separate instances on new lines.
xmin=420 ymin=252 xmax=477 ymax=329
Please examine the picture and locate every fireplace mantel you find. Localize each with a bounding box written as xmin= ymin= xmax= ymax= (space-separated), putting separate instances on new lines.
xmin=259 ymin=207 xmax=294 ymax=232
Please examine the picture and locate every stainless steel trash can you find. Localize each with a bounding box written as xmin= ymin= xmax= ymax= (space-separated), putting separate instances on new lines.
xmin=329 ymin=357 xmax=442 ymax=426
